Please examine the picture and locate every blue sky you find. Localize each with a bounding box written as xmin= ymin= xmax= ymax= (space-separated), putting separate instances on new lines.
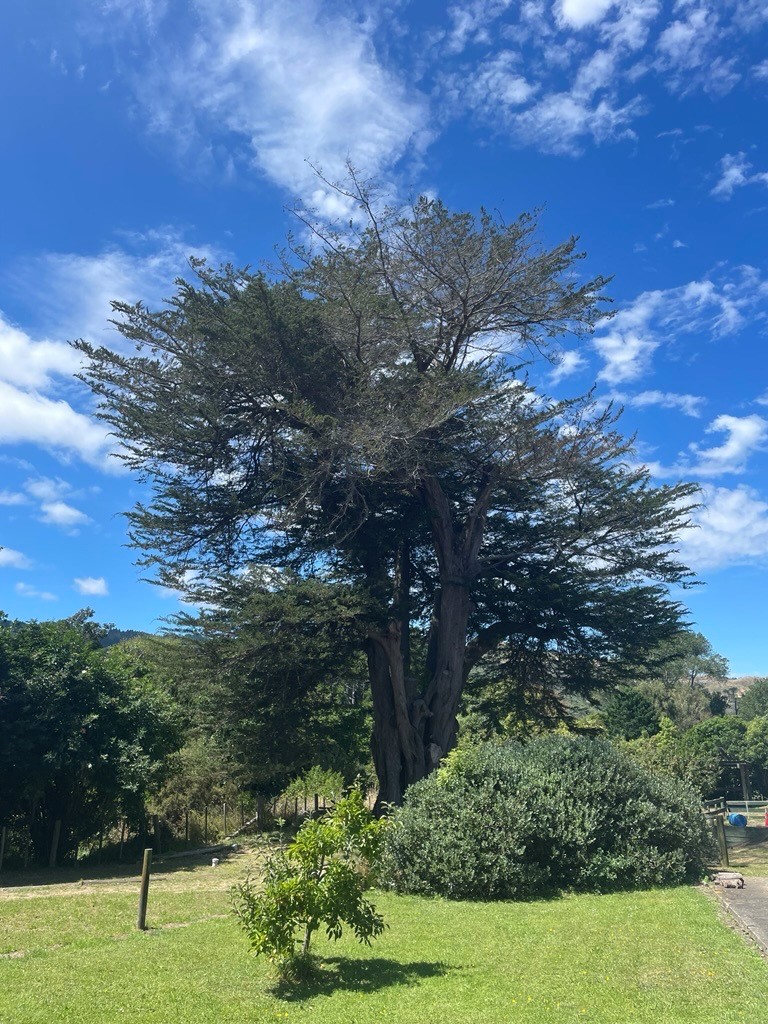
xmin=1 ymin=0 xmax=767 ymax=675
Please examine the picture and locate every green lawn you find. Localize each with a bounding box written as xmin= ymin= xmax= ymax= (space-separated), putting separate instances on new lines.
xmin=1 ymin=847 xmax=767 ymax=1024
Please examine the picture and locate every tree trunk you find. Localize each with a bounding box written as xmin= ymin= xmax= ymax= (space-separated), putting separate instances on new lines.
xmin=423 ymin=580 xmax=472 ymax=763
xmin=368 ymin=628 xmax=426 ymax=811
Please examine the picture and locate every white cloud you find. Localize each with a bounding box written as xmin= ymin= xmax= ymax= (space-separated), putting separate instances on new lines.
xmin=39 ymin=500 xmax=92 ymax=530
xmin=0 ymin=491 xmax=27 ymax=506
xmin=511 ymin=90 xmax=644 ymax=155
xmin=460 ymin=52 xmax=537 ymax=111
xmin=592 ymin=268 xmax=768 ymax=384
xmin=656 ymin=4 xmax=740 ymax=96
xmin=711 ymin=152 xmax=768 ymax=200
xmin=24 ymin=477 xmax=71 ymax=502
xmin=15 ymin=581 xmax=58 ymax=601
xmin=0 ymin=314 xmax=80 ymax=389
xmin=688 ymin=414 xmax=768 ymax=476
xmin=679 ymin=484 xmax=768 ymax=571
xmin=754 ymin=59 xmax=768 ymax=80
xmin=73 ymin=576 xmax=109 ymax=596
xmin=558 ymin=0 xmax=619 ymax=30
xmin=5 ymin=229 xmax=222 ymax=345
xmin=549 ymin=349 xmax=587 ymax=385
xmin=594 ymin=330 xmax=658 ymax=385
xmin=615 ymin=389 xmax=704 ymax=417
xmin=104 ymin=0 xmax=429 ymax=209
xmin=0 ymin=547 xmax=32 ymax=569
xmin=0 ymin=380 xmax=114 ymax=469
xmin=646 ymin=197 xmax=675 ymax=208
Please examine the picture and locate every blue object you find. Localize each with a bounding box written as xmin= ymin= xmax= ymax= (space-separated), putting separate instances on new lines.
xmin=728 ymin=813 xmax=748 ymax=827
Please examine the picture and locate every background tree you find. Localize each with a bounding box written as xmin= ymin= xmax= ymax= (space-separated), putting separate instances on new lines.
xmin=76 ymin=178 xmax=697 ymax=805
xmin=0 ymin=613 xmax=179 ymax=864
xmin=602 ymin=688 xmax=661 ymax=740
xmin=737 ymin=678 xmax=768 ymax=721
xmin=632 ymin=630 xmax=729 ymax=731
xmin=680 ymin=716 xmax=747 ymax=797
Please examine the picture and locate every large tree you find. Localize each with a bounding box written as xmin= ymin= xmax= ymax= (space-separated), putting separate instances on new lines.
xmin=76 ymin=180 xmax=697 ymax=806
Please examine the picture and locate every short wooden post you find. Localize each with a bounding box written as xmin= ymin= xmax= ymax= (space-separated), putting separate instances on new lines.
xmin=119 ymin=818 xmax=126 ymax=861
xmin=185 ymin=809 xmax=190 ymax=844
xmin=314 ymin=793 xmax=319 ymax=815
xmin=223 ymin=802 xmax=228 ymax=837
xmin=294 ymin=797 xmax=298 ymax=820
xmin=136 ymin=848 xmax=153 ymax=930
xmin=204 ymin=806 xmax=209 ymax=844
xmin=0 ymin=826 xmax=6 ymax=872
xmin=739 ymin=762 xmax=751 ymax=802
xmin=48 ymin=819 xmax=62 ymax=869
xmin=240 ymin=799 xmax=245 ymax=828
xmin=716 ymin=814 xmax=730 ymax=868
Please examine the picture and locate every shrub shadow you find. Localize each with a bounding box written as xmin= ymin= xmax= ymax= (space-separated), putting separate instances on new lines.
xmin=272 ymin=956 xmax=450 ymax=1001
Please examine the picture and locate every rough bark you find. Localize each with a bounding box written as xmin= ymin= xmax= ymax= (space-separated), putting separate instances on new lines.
xmin=369 ymin=472 xmax=494 ymax=808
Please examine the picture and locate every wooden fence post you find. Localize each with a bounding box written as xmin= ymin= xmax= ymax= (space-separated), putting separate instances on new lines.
xmin=185 ymin=809 xmax=190 ymax=844
xmin=48 ymin=819 xmax=62 ymax=869
xmin=223 ymin=802 xmax=227 ymax=837
xmin=204 ymin=806 xmax=209 ymax=844
xmin=716 ymin=814 xmax=729 ymax=868
xmin=136 ymin=848 xmax=153 ymax=930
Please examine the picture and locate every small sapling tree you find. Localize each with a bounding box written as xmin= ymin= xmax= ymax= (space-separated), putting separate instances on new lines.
xmin=231 ymin=789 xmax=387 ymax=979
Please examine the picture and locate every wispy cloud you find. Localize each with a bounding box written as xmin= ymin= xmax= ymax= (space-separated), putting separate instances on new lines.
xmin=98 ymin=0 xmax=429 ymax=210
xmin=711 ymin=152 xmax=768 ymax=200
xmin=0 ymin=491 xmax=27 ymax=506
xmin=646 ymin=414 xmax=768 ymax=479
xmin=613 ymin=389 xmax=704 ymax=417
xmin=549 ymin=349 xmax=587 ymax=386
xmin=0 ymin=547 xmax=32 ymax=570
xmin=688 ymin=414 xmax=768 ymax=477
xmin=655 ymin=3 xmax=740 ymax=96
xmin=73 ymin=576 xmax=109 ymax=596
xmin=593 ymin=268 xmax=768 ymax=385
xmin=15 ymin=581 xmax=58 ymax=601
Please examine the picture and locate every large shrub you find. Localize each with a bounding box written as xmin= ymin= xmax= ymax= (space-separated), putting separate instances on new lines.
xmin=383 ymin=737 xmax=712 ymax=900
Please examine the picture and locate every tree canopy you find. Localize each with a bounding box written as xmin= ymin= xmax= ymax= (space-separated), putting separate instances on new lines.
xmin=76 ymin=178 xmax=698 ymax=805
xmin=0 ymin=612 xmax=179 ymax=864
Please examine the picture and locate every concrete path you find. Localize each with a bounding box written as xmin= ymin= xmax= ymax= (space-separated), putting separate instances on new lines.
xmin=717 ymin=876 xmax=768 ymax=955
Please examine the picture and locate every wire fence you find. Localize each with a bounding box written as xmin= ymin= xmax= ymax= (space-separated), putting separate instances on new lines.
xmin=0 ymin=792 xmax=345 ymax=872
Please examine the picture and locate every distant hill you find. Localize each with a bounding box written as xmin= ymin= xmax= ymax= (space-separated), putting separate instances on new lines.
xmin=99 ymin=628 xmax=150 ymax=648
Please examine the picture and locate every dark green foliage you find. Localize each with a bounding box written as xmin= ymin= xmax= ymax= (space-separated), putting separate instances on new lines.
xmin=737 ymin=678 xmax=768 ymax=721
xmin=680 ymin=716 xmax=747 ymax=797
xmin=0 ymin=612 xmax=180 ymax=863
xmin=175 ymin=575 xmax=372 ymax=795
xmin=603 ymin=688 xmax=660 ymax=740
xmin=383 ymin=737 xmax=711 ymax=900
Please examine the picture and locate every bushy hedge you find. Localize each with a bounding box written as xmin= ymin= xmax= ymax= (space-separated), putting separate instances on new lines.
xmin=383 ymin=736 xmax=712 ymax=900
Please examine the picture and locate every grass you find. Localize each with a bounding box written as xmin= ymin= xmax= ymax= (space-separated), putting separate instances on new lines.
xmin=722 ymin=826 xmax=768 ymax=876
xmin=2 ymin=845 xmax=768 ymax=1023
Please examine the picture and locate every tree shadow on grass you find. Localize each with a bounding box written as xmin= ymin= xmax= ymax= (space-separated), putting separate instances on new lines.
xmin=272 ymin=956 xmax=450 ymax=1001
